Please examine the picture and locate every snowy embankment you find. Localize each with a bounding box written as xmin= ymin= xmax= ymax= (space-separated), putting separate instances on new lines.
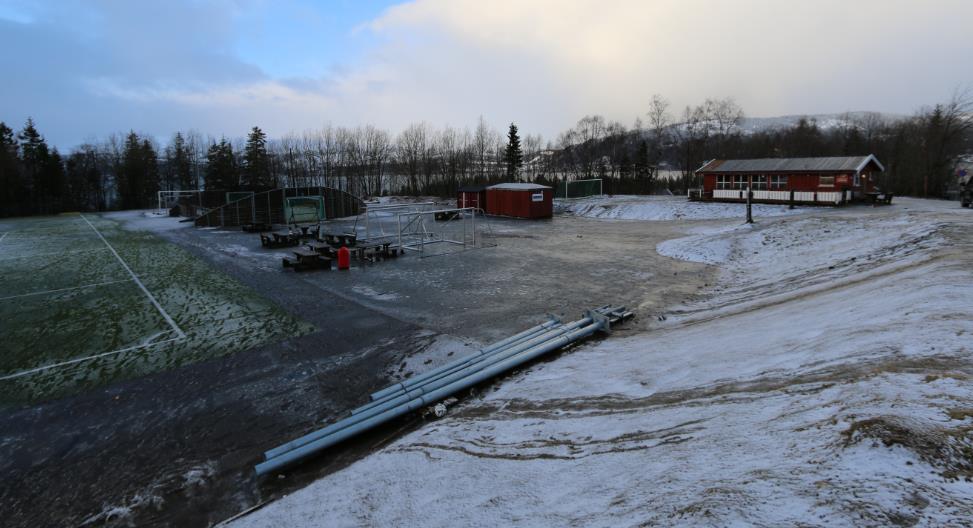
xmin=233 ymin=198 xmax=973 ymax=527
xmin=558 ymin=194 xmax=808 ymax=221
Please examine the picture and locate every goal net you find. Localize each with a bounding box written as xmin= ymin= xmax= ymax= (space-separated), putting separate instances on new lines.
xmin=557 ymin=178 xmax=602 ymax=199
xmin=284 ymin=196 xmax=326 ymax=224
xmin=157 ymin=190 xmax=203 ymax=216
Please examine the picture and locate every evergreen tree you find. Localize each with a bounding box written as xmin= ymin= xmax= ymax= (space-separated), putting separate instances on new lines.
xmin=243 ymin=126 xmax=272 ymax=189
xmin=117 ymin=132 xmax=160 ymax=209
xmin=171 ymin=132 xmax=193 ymax=190
xmin=205 ymin=138 xmax=236 ymax=191
xmin=18 ymin=118 xmax=51 ymax=213
xmin=141 ymin=138 xmax=160 ymax=204
xmin=504 ymin=122 xmax=523 ymax=179
xmin=41 ymin=147 xmax=66 ymax=213
xmin=0 ymin=122 xmax=23 ymax=216
xmin=635 ymin=140 xmax=651 ymax=179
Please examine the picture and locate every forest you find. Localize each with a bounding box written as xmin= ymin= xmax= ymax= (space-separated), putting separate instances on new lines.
xmin=1 ymin=92 xmax=970 ymax=217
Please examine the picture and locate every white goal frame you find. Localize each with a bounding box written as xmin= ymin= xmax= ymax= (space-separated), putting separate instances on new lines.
xmin=157 ymin=190 xmax=203 ymax=214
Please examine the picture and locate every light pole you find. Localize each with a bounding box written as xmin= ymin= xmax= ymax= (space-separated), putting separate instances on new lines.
xmin=746 ymin=174 xmax=753 ymax=224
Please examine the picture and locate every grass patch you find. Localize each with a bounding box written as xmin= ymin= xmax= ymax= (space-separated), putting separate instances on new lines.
xmin=0 ymin=213 xmax=314 ymax=404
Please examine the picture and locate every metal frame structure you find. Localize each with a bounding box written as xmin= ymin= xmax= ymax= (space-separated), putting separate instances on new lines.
xmin=156 ymin=190 xmax=203 ymax=214
xmin=394 ymin=207 xmax=490 ymax=258
xmin=560 ymin=178 xmax=603 ymax=199
xmin=355 ymin=202 xmax=436 ymax=242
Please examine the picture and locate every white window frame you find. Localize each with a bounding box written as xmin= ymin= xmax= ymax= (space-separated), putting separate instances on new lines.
xmin=770 ymin=175 xmax=788 ymax=190
xmin=819 ymin=175 xmax=835 ymax=188
xmin=752 ymin=175 xmax=768 ymax=191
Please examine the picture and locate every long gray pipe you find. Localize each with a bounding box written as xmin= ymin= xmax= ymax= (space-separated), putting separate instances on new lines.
xmin=369 ymin=318 xmax=560 ymax=402
xmin=255 ymin=320 xmax=604 ymax=476
xmin=351 ymin=324 xmax=567 ymax=414
xmin=262 ymin=317 xmax=592 ymax=462
xmin=357 ymin=322 xmax=563 ymax=413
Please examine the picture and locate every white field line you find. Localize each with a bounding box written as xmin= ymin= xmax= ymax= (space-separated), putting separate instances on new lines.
xmin=0 ymin=247 xmax=109 ymax=262
xmin=0 ymin=334 xmax=183 ymax=381
xmin=0 ymin=278 xmax=134 ymax=302
xmin=80 ymin=214 xmax=186 ymax=339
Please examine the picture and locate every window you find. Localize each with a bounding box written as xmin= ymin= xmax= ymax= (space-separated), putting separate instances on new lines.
xmin=770 ymin=175 xmax=788 ymax=190
xmin=733 ymin=175 xmax=748 ymax=190
xmin=853 ymin=172 xmax=861 ymax=186
xmin=752 ymin=175 xmax=768 ymax=190
xmin=819 ymin=176 xmax=835 ymax=187
xmin=716 ymin=175 xmax=731 ymax=189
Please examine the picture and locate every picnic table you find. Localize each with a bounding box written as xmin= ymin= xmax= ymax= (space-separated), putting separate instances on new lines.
xmin=353 ymin=241 xmax=397 ymax=262
xmin=260 ymin=231 xmax=300 ymax=248
xmin=320 ymin=232 xmax=357 ymax=247
xmin=282 ymin=247 xmax=332 ymax=271
xmin=307 ymin=241 xmax=336 ymax=257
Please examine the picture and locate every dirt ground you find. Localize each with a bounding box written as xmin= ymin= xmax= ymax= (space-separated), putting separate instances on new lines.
xmin=0 ymin=210 xmax=716 ymax=527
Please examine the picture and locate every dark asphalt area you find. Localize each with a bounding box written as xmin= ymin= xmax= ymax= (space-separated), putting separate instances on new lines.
xmin=0 ymin=211 xmax=713 ymax=527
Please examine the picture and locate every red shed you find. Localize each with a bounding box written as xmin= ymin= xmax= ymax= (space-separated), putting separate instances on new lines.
xmin=695 ymin=155 xmax=884 ymax=205
xmin=457 ymin=184 xmax=488 ymax=211
xmin=485 ymin=183 xmax=553 ymax=219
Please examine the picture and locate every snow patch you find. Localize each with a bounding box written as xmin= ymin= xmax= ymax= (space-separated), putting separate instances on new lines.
xmin=559 ymin=195 xmax=807 ymax=221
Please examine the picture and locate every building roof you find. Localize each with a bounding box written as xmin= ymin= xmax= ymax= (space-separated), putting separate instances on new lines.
xmin=488 ymin=183 xmax=552 ymax=190
xmin=457 ymin=184 xmax=489 ymax=192
xmin=696 ymin=155 xmax=884 ymax=174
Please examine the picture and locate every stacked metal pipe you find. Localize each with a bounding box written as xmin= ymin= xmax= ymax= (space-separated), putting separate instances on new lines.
xmin=256 ymin=305 xmax=632 ymax=476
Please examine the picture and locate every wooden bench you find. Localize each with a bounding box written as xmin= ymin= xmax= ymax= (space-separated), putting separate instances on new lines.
xmin=283 ymin=247 xmax=332 ymax=271
xmin=242 ymin=222 xmax=273 ymax=233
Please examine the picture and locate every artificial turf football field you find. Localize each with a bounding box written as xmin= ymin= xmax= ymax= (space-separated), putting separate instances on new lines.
xmin=0 ymin=213 xmax=313 ymax=404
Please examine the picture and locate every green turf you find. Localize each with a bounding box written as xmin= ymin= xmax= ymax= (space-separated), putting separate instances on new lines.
xmin=0 ymin=213 xmax=315 ymax=403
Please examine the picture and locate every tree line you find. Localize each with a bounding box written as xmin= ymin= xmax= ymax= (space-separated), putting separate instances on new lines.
xmin=1 ymin=92 xmax=970 ymax=217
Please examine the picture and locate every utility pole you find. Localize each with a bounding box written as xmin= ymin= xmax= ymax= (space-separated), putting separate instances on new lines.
xmin=746 ymin=174 xmax=753 ymax=224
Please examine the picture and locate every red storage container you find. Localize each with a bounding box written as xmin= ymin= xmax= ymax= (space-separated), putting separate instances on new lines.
xmin=484 ymin=183 xmax=553 ymax=219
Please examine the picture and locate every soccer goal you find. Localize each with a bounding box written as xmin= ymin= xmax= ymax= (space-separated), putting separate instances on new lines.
xmin=557 ymin=178 xmax=603 ymax=199
xmin=156 ymin=190 xmax=203 ymax=216
xmin=284 ymin=195 xmax=326 ymax=224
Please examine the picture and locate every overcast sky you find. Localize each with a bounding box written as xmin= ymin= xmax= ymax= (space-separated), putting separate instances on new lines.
xmin=1 ymin=0 xmax=971 ymax=150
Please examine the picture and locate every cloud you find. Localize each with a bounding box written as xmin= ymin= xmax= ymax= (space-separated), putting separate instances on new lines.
xmin=1 ymin=0 xmax=972 ymax=149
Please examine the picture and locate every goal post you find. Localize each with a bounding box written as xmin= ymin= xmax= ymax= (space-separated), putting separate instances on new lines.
xmin=157 ymin=190 xmax=203 ymax=215
xmin=557 ymin=178 xmax=603 ymax=199
xmin=284 ymin=195 xmax=326 ymax=224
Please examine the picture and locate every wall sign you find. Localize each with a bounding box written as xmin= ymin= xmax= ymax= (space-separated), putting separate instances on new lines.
xmin=531 ymin=193 xmax=544 ymax=202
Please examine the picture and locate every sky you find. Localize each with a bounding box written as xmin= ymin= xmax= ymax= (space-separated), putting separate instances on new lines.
xmin=1 ymin=0 xmax=972 ymax=150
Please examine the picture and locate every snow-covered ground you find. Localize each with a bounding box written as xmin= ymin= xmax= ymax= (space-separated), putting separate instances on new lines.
xmin=558 ymin=194 xmax=809 ymax=221
xmin=233 ymin=198 xmax=973 ymax=527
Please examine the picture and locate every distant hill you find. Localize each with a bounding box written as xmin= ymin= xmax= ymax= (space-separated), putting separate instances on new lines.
xmin=737 ymin=112 xmax=907 ymax=134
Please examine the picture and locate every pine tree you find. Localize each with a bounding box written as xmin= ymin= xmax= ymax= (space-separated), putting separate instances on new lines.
xmin=504 ymin=122 xmax=523 ymax=179
xmin=118 ymin=132 xmax=143 ymax=209
xmin=42 ymin=147 xmax=66 ymax=213
xmin=171 ymin=132 xmax=193 ymax=190
xmin=243 ymin=126 xmax=271 ymax=189
xmin=115 ymin=132 xmax=160 ymax=209
xmin=140 ymin=138 xmax=160 ymax=205
xmin=0 ymin=122 xmax=23 ymax=216
xmin=18 ymin=118 xmax=51 ymax=213
xmin=205 ymin=139 xmax=236 ymax=191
